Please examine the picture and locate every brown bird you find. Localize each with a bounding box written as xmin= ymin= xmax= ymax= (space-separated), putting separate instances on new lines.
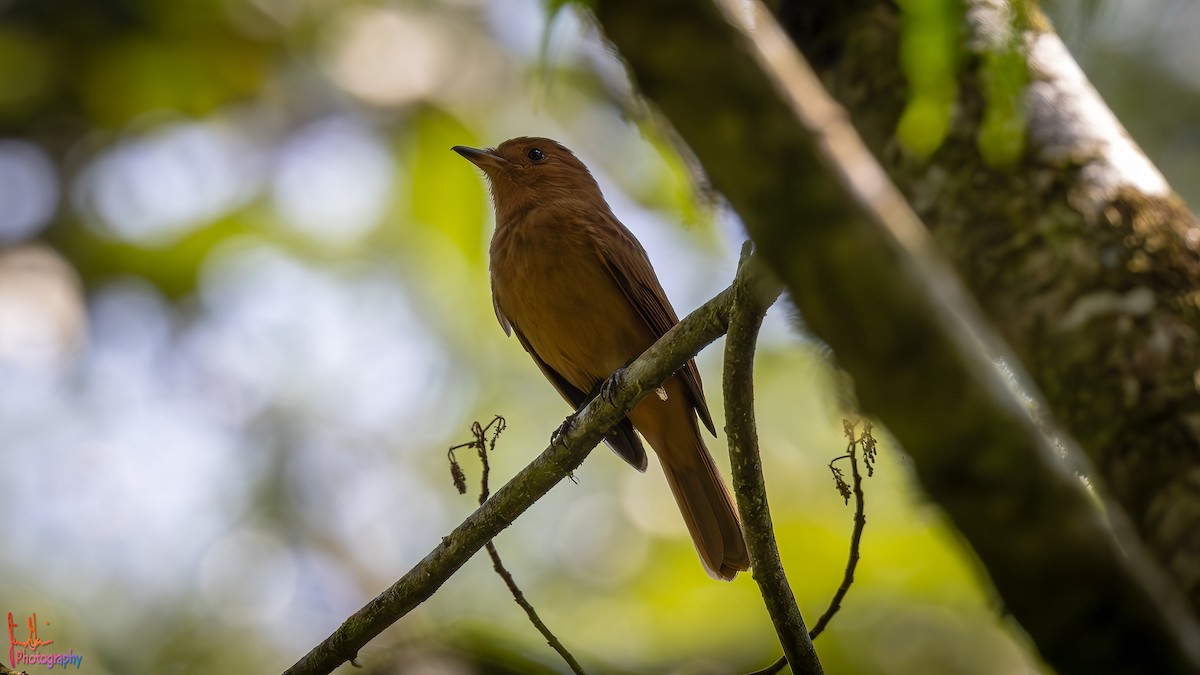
xmin=453 ymin=136 xmax=749 ymax=580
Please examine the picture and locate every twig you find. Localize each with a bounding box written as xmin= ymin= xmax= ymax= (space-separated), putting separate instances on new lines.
xmin=810 ymin=420 xmax=871 ymax=639
xmin=481 ymin=545 xmax=582 ymax=673
xmin=447 ymin=416 xmax=508 ymax=502
xmin=746 ymin=654 xmax=786 ymax=675
xmin=722 ymin=247 xmax=819 ymax=673
xmin=748 ymin=420 xmax=874 ymax=675
xmin=448 ymin=417 xmax=586 ymax=675
xmin=282 ymin=250 xmax=767 ymax=675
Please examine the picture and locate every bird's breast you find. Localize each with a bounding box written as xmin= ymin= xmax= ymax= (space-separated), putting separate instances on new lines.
xmin=490 ymin=219 xmax=654 ymax=391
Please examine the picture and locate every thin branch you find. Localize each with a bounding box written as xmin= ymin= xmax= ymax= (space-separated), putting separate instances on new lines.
xmin=449 ymin=416 xmax=586 ymax=675
xmin=481 ymin=545 xmax=583 ymax=674
xmin=283 ymin=255 xmax=767 ymax=675
xmin=748 ymin=420 xmax=873 ymax=675
xmin=810 ymin=420 xmax=871 ymax=640
xmin=746 ymin=655 xmax=787 ymax=675
xmin=721 ymin=248 xmax=813 ymax=672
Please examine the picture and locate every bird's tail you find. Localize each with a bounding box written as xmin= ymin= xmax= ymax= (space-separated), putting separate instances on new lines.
xmin=661 ymin=435 xmax=750 ymax=580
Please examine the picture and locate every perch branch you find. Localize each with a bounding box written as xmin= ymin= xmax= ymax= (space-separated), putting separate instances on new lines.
xmin=282 ymin=250 xmax=767 ymax=675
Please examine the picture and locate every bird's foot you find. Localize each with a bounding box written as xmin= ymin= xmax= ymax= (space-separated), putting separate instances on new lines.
xmin=599 ymin=366 xmax=627 ymax=405
xmin=551 ymin=414 xmax=575 ymax=447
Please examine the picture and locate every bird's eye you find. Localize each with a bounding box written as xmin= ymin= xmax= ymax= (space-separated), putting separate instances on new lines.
xmin=527 ymin=148 xmax=545 ymax=162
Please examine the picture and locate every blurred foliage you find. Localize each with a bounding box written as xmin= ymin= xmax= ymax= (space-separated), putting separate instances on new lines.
xmin=977 ymin=42 xmax=1029 ymax=168
xmin=895 ymin=0 xmax=962 ymax=158
xmin=0 ymin=0 xmax=1196 ymax=673
xmin=407 ymin=107 xmax=487 ymax=265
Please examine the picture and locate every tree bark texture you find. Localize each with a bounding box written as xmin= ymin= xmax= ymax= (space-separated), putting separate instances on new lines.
xmin=722 ymin=258 xmax=816 ymax=673
xmin=777 ymin=0 xmax=1200 ymax=609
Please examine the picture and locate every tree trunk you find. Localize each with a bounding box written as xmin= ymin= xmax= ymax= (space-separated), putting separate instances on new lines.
xmin=777 ymin=0 xmax=1200 ymax=609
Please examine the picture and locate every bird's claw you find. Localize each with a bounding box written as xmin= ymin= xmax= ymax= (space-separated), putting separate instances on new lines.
xmin=599 ymin=367 xmax=626 ymax=405
xmin=551 ymin=415 xmax=575 ymax=447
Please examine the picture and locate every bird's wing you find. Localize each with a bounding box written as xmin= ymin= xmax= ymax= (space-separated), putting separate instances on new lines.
xmin=493 ymin=295 xmax=511 ymax=336
xmin=592 ymin=218 xmax=718 ymax=437
xmin=497 ymin=300 xmax=648 ymax=472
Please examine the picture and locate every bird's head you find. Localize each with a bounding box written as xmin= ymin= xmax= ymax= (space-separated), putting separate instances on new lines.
xmin=453 ymin=136 xmax=605 ymax=218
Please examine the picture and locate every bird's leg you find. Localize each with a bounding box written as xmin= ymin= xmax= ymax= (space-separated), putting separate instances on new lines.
xmin=550 ymin=414 xmax=575 ymax=447
xmin=598 ymin=364 xmax=630 ymax=405
xmin=552 ymin=378 xmax=607 ymax=447
xmin=554 ymin=363 xmax=637 ymax=447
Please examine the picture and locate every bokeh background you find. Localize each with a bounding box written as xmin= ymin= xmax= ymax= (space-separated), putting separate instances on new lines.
xmin=0 ymin=0 xmax=1195 ymax=673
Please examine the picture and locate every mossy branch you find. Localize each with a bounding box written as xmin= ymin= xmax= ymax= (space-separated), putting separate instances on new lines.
xmin=721 ymin=250 xmax=819 ymax=673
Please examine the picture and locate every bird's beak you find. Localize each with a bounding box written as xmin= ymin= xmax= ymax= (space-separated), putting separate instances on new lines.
xmin=452 ymin=145 xmax=509 ymax=171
